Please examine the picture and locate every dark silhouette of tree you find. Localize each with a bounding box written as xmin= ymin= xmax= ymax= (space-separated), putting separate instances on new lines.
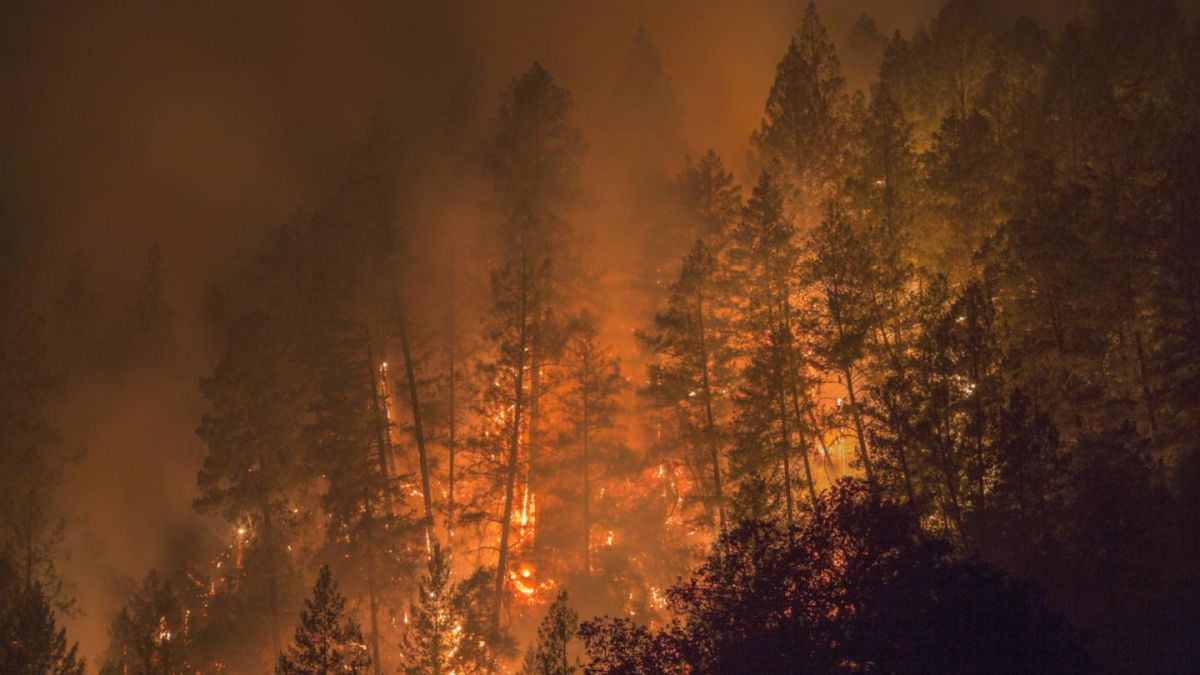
xmin=581 ymin=479 xmax=1086 ymax=674
xmin=612 ymin=26 xmax=684 ymax=173
xmin=641 ymin=241 xmax=737 ymax=533
xmin=398 ymin=543 xmax=456 ymax=675
xmin=480 ymin=61 xmax=586 ymax=632
xmin=0 ymin=252 xmax=74 ymax=619
xmin=195 ymin=310 xmax=310 ymax=664
xmin=276 ymin=565 xmax=371 ymax=675
xmin=727 ymin=168 xmax=816 ymax=523
xmin=520 ymin=591 xmax=579 ymax=675
xmin=0 ymin=552 xmax=85 ymax=675
xmin=804 ymin=206 xmax=881 ymax=483
xmin=447 ymin=567 xmax=515 ymax=675
xmin=560 ymin=312 xmax=625 ymax=575
xmin=751 ymin=1 xmax=848 ymax=226
xmin=99 ymin=571 xmax=195 ymax=675
xmin=128 ymin=242 xmax=177 ymax=360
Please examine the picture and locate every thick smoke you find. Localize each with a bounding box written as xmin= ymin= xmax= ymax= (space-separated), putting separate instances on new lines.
xmin=3 ymin=0 xmax=1177 ymax=662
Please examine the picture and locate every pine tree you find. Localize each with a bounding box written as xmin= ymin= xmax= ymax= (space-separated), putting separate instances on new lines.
xmin=480 ymin=62 xmax=586 ymax=630
xmin=276 ymin=566 xmax=371 ymax=675
xmin=448 ymin=568 xmax=515 ymax=675
xmin=727 ymin=168 xmax=817 ymax=523
xmin=520 ymin=592 xmax=579 ymax=675
xmin=128 ymin=242 xmax=177 ymax=359
xmin=612 ymin=26 xmax=684 ymax=172
xmin=196 ymin=310 xmax=309 ymax=663
xmin=923 ymin=105 xmax=1003 ymax=275
xmin=398 ymin=543 xmax=458 ymax=675
xmin=100 ymin=571 xmax=194 ymax=675
xmin=673 ymin=151 xmax=742 ymax=246
xmin=0 ymin=231 xmax=75 ymax=619
xmin=561 ymin=311 xmax=626 ymax=575
xmin=843 ymin=14 xmax=888 ymax=86
xmin=641 ymin=240 xmax=737 ymax=532
xmin=750 ymin=1 xmax=848 ymax=227
xmin=804 ymin=205 xmax=881 ymax=483
xmin=0 ymin=553 xmax=85 ymax=675
xmin=641 ymin=151 xmax=742 ymax=314
xmin=297 ymin=116 xmax=423 ymax=673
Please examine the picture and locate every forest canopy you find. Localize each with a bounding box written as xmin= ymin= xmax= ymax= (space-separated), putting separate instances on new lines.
xmin=3 ymin=0 xmax=1200 ymax=673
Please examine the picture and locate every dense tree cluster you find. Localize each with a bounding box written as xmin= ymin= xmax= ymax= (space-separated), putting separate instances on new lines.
xmin=580 ymin=479 xmax=1086 ymax=674
xmin=4 ymin=0 xmax=1200 ymax=673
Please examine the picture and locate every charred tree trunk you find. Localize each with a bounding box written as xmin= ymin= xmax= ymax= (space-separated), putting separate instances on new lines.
xmin=446 ymin=317 xmax=458 ymax=549
xmin=582 ymin=354 xmax=592 ymax=575
xmin=363 ymin=496 xmax=383 ymax=675
xmin=776 ymin=383 xmax=795 ymax=528
xmin=527 ymin=339 xmax=540 ymax=553
xmin=256 ymin=473 xmax=282 ymax=659
xmin=696 ymin=282 xmax=726 ymax=533
xmin=788 ymin=387 xmax=819 ymax=504
xmin=843 ymin=365 xmax=875 ymax=484
xmin=493 ymin=265 xmax=530 ymax=634
xmin=366 ymin=335 xmax=395 ymax=517
xmin=397 ymin=306 xmax=435 ymax=546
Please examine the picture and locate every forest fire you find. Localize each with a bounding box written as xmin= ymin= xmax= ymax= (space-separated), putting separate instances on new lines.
xmin=509 ymin=563 xmax=552 ymax=603
xmin=3 ymin=0 xmax=1200 ymax=673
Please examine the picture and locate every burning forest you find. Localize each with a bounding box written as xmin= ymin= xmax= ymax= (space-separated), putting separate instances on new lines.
xmin=3 ymin=0 xmax=1200 ymax=673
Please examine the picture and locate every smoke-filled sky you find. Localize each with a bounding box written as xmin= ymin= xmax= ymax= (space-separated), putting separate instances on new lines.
xmin=2 ymin=0 xmax=1161 ymax=661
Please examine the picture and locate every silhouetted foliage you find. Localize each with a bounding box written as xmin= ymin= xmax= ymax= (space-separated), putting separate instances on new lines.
xmin=0 ymin=552 xmax=85 ymax=675
xmin=276 ymin=565 xmax=371 ymax=674
xmin=581 ymin=479 xmax=1086 ymax=674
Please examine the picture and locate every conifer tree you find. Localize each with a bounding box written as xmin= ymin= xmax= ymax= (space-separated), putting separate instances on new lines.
xmin=480 ymin=62 xmax=586 ymax=630
xmin=923 ymin=106 xmax=1003 ymax=275
xmin=751 ymin=1 xmax=848 ymax=226
xmin=804 ymin=206 xmax=880 ymax=483
xmin=642 ymin=151 xmax=742 ymax=313
xmin=520 ymin=592 xmax=579 ymax=675
xmin=673 ymin=151 xmax=742 ymax=246
xmin=276 ymin=565 xmax=371 ymax=675
xmin=398 ymin=543 xmax=458 ymax=675
xmin=448 ymin=568 xmax=515 ymax=675
xmin=128 ymin=242 xmax=177 ymax=359
xmin=196 ymin=310 xmax=309 ymax=661
xmin=0 ymin=234 xmax=75 ymax=620
xmin=641 ymin=241 xmax=737 ymax=532
xmin=0 ymin=553 xmax=85 ymax=675
xmin=100 ymin=571 xmax=194 ymax=675
xmin=727 ymin=168 xmax=817 ymax=522
xmin=561 ymin=311 xmax=626 ymax=574
xmin=298 ymin=116 xmax=423 ymax=673
xmin=612 ymin=26 xmax=684 ymax=172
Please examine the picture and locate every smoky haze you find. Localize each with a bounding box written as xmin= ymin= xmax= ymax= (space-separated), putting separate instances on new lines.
xmin=0 ymin=0 xmax=1127 ymax=663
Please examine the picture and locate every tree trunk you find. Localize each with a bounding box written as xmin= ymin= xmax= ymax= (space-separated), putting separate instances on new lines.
xmin=493 ymin=278 xmax=529 ymax=633
xmin=776 ymin=384 xmax=795 ymax=528
xmin=366 ymin=336 xmax=395 ymax=517
xmin=364 ymin=497 xmax=383 ymax=675
xmin=527 ymin=339 xmax=540 ymax=553
xmin=805 ymin=404 xmax=836 ymax=483
xmin=398 ymin=308 xmax=435 ymax=547
xmin=843 ymin=366 xmax=875 ymax=483
xmin=696 ymin=283 xmax=726 ymax=532
xmin=582 ymin=361 xmax=591 ymax=575
xmin=1133 ymin=327 xmax=1158 ymax=436
xmin=259 ymin=498 xmax=282 ymax=659
xmin=788 ymin=387 xmax=819 ymax=504
xmin=446 ymin=321 xmax=457 ymax=548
